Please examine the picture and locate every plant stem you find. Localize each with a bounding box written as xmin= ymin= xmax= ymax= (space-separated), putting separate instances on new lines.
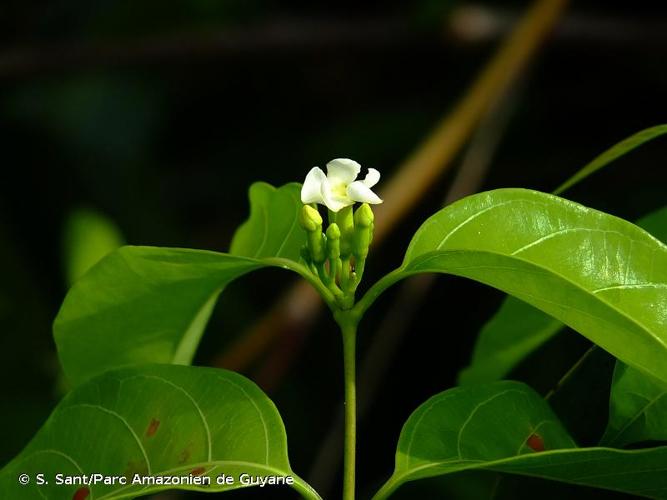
xmin=340 ymin=319 xmax=357 ymax=500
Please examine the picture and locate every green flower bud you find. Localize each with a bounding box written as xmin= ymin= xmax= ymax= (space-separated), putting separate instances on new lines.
xmin=299 ymin=205 xmax=323 ymax=232
xmin=353 ymin=203 xmax=374 ymax=228
xmin=326 ymin=222 xmax=341 ymax=239
xmin=298 ymin=205 xmax=325 ymax=262
xmin=336 ymin=205 xmax=354 ymax=256
xmin=352 ymin=203 xmax=374 ymax=259
xmin=326 ymin=223 xmax=341 ymax=259
xmin=309 ymin=235 xmax=326 ymax=263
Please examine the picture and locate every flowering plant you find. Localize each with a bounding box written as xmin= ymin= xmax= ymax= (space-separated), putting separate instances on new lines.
xmin=2 ymin=127 xmax=667 ymax=500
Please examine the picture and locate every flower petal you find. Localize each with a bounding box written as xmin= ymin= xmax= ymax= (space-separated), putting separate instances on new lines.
xmin=362 ymin=168 xmax=381 ymax=188
xmin=301 ymin=167 xmax=327 ymax=204
xmin=321 ymin=177 xmax=353 ymax=212
xmin=347 ymin=181 xmax=383 ymax=204
xmin=326 ymin=158 xmax=361 ymax=185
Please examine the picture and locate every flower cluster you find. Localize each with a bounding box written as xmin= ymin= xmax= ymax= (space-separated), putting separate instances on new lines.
xmin=299 ymin=159 xmax=380 ymax=308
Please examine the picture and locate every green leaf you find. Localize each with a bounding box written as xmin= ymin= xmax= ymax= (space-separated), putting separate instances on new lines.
xmin=457 ymin=298 xmax=563 ymax=385
xmin=230 ymin=182 xmax=305 ymax=261
xmin=373 ymin=381 xmax=667 ymax=499
xmin=54 ymin=246 xmax=326 ymax=387
xmin=62 ymin=208 xmax=124 ymax=286
xmin=54 ymin=183 xmax=328 ymax=387
xmin=0 ymin=364 xmax=320 ymax=500
xmin=458 ymin=204 xmax=667 ymax=386
xmin=554 ymin=124 xmax=667 ymax=194
xmin=601 ymin=363 xmax=667 ymax=448
xmin=459 ymin=124 xmax=667 ymax=385
xmin=598 ymin=208 xmax=667 ymax=449
xmin=636 ymin=206 xmax=667 ymax=243
xmin=360 ymin=189 xmax=667 ymax=384
xmin=54 ymin=247 xmax=261 ymax=385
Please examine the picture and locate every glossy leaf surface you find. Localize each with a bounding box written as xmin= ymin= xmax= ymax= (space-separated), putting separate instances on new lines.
xmin=0 ymin=364 xmax=320 ymax=499
xmin=459 ymin=122 xmax=667 ymax=385
xmin=374 ymin=188 xmax=667 ymax=383
xmin=458 ymin=205 xmax=667 ymax=385
xmin=374 ymin=382 xmax=667 ymax=499
xmin=598 ymin=208 xmax=667 ymax=447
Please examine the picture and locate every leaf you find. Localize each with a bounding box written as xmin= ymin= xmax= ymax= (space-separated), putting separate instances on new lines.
xmin=554 ymin=124 xmax=667 ymax=194
xmin=458 ymin=204 xmax=667 ymax=386
xmin=597 ymin=208 xmax=667 ymax=449
xmin=54 ymin=247 xmax=263 ymax=386
xmin=0 ymin=364 xmax=321 ymax=500
xmin=545 ymin=347 xmax=618 ymax=446
xmin=53 ymin=246 xmax=312 ymax=386
xmin=636 ymin=206 xmax=667 ymax=243
xmin=54 ymin=183 xmax=327 ymax=387
xmin=373 ymin=381 xmax=667 ymax=499
xmin=459 ymin=124 xmax=667 ymax=385
xmin=601 ymin=363 xmax=667 ymax=448
xmin=361 ymin=189 xmax=667 ymax=384
xmin=457 ymin=298 xmax=563 ymax=385
xmin=230 ymin=182 xmax=305 ymax=261
xmin=62 ymin=208 xmax=124 ymax=286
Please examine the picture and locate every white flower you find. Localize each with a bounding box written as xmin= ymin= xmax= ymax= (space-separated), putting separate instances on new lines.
xmin=301 ymin=158 xmax=382 ymax=212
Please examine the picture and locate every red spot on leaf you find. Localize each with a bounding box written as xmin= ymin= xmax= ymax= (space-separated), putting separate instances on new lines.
xmin=146 ymin=418 xmax=160 ymax=437
xmin=178 ymin=444 xmax=192 ymax=464
xmin=72 ymin=487 xmax=90 ymax=500
xmin=191 ymin=467 xmax=206 ymax=476
xmin=124 ymin=460 xmax=148 ymax=478
xmin=527 ymin=433 xmax=545 ymax=452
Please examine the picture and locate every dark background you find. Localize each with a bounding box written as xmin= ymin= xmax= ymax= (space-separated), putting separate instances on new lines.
xmin=1 ymin=1 xmax=666 ymax=499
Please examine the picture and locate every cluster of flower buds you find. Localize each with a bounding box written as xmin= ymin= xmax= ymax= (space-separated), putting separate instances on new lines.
xmin=299 ymin=158 xmax=382 ymax=308
xmin=299 ymin=203 xmax=375 ymax=309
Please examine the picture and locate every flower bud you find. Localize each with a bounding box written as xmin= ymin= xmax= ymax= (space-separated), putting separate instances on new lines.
xmin=299 ymin=205 xmax=325 ymax=262
xmin=353 ymin=203 xmax=374 ymax=228
xmin=353 ymin=204 xmax=374 ymax=259
xmin=299 ymin=205 xmax=323 ymax=232
xmin=336 ymin=206 xmax=354 ymax=257
xmin=326 ymin=223 xmax=341 ymax=260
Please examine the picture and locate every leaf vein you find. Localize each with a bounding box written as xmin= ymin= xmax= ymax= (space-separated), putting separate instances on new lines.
xmin=456 ymin=389 xmax=522 ymax=458
xmin=68 ymin=403 xmax=152 ymax=475
xmin=120 ymin=374 xmax=213 ymax=461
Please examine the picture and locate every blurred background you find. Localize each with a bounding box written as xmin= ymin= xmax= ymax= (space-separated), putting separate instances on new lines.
xmin=1 ymin=1 xmax=666 ymax=499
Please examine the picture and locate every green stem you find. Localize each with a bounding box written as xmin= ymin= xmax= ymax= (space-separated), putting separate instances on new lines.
xmin=264 ymin=257 xmax=337 ymax=309
xmin=317 ymin=261 xmax=332 ymax=287
xmin=338 ymin=317 xmax=358 ymax=500
xmin=340 ymin=256 xmax=351 ymax=291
